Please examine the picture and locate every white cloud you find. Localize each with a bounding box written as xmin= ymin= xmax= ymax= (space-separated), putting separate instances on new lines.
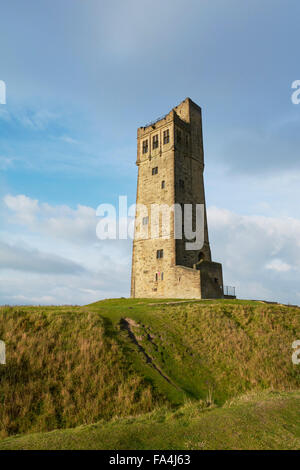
xmin=265 ymin=259 xmax=292 ymax=273
xmin=4 ymin=194 xmax=97 ymax=244
xmin=208 ymin=206 xmax=300 ymax=304
xmin=0 ymin=194 xmax=131 ymax=305
xmin=4 ymin=194 xmax=39 ymax=224
xmin=0 ymin=241 xmax=85 ymax=274
xmin=0 ymin=270 xmax=129 ymax=306
xmin=1 ymin=194 xmax=300 ymax=306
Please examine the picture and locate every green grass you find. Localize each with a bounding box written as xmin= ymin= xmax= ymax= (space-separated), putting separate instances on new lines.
xmin=0 ymin=391 xmax=299 ymax=450
xmin=0 ymin=298 xmax=299 ymax=448
xmin=0 ymin=305 xmax=165 ymax=438
xmin=87 ymin=298 xmax=300 ymax=404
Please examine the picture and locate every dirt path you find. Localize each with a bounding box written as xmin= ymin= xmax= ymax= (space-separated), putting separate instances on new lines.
xmin=119 ymin=317 xmax=182 ymax=391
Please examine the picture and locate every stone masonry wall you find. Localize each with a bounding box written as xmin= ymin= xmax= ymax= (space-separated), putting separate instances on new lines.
xmin=131 ymin=98 xmax=223 ymax=299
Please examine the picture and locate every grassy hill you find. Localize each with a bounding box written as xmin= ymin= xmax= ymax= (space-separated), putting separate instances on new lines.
xmin=0 ymin=298 xmax=299 ymax=449
xmin=1 ymin=390 xmax=299 ymax=450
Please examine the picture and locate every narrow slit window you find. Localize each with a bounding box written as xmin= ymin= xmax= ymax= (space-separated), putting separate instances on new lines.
xmin=152 ymin=166 xmax=158 ymax=175
xmin=161 ymin=180 xmax=165 ymax=189
xmin=163 ymin=129 xmax=169 ymax=144
xmin=142 ymin=139 xmax=148 ymax=154
xmin=153 ymin=134 xmax=159 ymax=149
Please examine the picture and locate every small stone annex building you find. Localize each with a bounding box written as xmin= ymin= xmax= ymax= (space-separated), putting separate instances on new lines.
xmin=131 ymin=98 xmax=230 ymax=299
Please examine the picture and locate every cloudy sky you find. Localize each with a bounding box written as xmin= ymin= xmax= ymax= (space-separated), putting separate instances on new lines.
xmin=1 ymin=0 xmax=300 ymax=305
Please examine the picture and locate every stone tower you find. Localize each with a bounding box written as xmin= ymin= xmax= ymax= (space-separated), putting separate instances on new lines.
xmin=131 ymin=98 xmax=224 ymax=299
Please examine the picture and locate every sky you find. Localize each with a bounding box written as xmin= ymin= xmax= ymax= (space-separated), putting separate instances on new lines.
xmin=1 ymin=0 xmax=300 ymax=305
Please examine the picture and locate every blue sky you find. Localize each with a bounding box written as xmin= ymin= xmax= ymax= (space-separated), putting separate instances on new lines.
xmin=1 ymin=0 xmax=300 ymax=305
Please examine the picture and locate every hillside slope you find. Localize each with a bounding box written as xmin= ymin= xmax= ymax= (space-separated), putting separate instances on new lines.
xmin=0 ymin=391 xmax=299 ymax=450
xmin=0 ymin=299 xmax=299 ymax=445
xmin=0 ymin=305 xmax=165 ymax=438
xmin=87 ymin=298 xmax=300 ymax=405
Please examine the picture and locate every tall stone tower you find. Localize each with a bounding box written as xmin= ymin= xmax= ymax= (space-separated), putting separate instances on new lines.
xmin=131 ymin=98 xmax=224 ymax=299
